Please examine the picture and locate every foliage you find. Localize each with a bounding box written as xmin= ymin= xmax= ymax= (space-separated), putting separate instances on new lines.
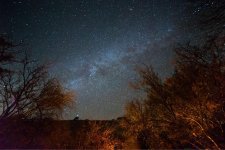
xmin=84 ymin=121 xmax=122 ymax=149
xmin=36 ymin=78 xmax=74 ymax=119
xmin=0 ymin=37 xmax=74 ymax=120
xmin=122 ymin=36 xmax=225 ymax=149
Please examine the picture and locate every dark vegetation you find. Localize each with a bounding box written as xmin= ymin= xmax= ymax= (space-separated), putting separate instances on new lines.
xmin=122 ymin=35 xmax=225 ymax=149
xmin=0 ymin=36 xmax=74 ymax=120
xmin=0 ymin=119 xmax=123 ymax=149
xmin=1 ymin=1 xmax=225 ymax=149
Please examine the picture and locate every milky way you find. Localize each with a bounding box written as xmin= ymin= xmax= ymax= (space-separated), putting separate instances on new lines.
xmin=1 ymin=0 xmax=194 ymax=119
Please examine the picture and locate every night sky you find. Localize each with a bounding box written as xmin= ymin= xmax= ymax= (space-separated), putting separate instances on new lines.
xmin=0 ymin=0 xmax=197 ymax=120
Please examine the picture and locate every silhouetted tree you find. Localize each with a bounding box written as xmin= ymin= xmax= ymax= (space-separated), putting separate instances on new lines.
xmin=0 ymin=37 xmax=74 ymax=120
xmin=36 ymin=78 xmax=74 ymax=119
xmin=123 ymin=36 xmax=225 ymax=149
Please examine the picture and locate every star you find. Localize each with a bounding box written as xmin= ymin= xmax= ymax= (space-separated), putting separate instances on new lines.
xmin=0 ymin=0 xmax=194 ymax=120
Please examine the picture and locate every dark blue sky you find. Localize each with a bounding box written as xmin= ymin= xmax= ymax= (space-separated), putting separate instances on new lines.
xmin=1 ymin=0 xmax=197 ymax=119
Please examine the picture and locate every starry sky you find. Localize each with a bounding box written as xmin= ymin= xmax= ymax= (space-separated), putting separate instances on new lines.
xmin=0 ymin=0 xmax=200 ymax=120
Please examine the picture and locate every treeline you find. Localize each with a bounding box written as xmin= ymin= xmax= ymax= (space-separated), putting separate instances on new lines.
xmin=119 ymin=1 xmax=225 ymax=149
xmin=120 ymin=36 xmax=225 ymax=149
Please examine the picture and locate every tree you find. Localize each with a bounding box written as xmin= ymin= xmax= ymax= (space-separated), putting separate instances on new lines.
xmin=123 ymin=36 xmax=225 ymax=149
xmin=85 ymin=121 xmax=119 ymax=149
xmin=121 ymin=100 xmax=153 ymax=149
xmin=35 ymin=78 xmax=74 ymax=119
xmin=167 ymin=37 xmax=225 ymax=149
xmin=0 ymin=37 xmax=74 ymax=120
